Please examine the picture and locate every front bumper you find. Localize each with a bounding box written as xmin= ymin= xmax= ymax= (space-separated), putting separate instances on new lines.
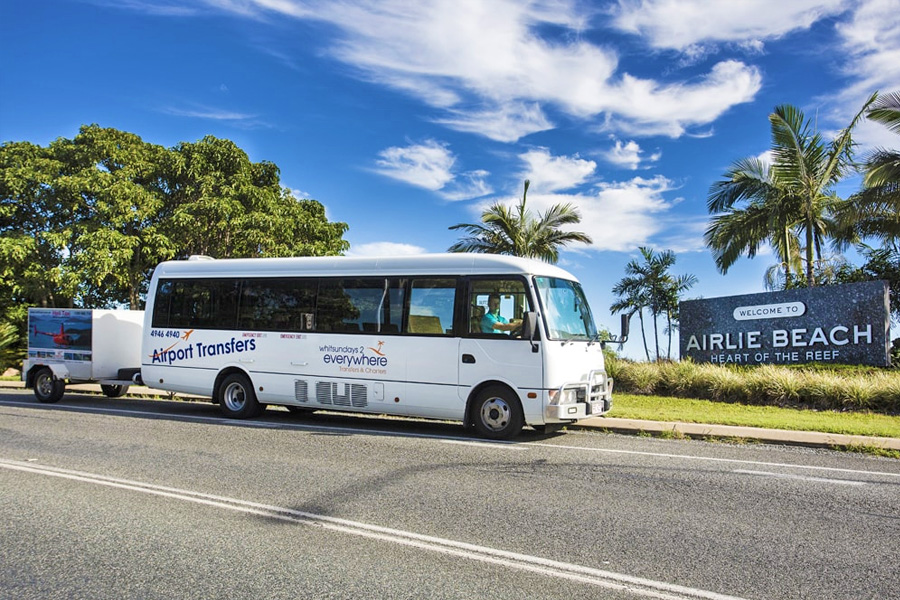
xmin=544 ymin=369 xmax=613 ymax=422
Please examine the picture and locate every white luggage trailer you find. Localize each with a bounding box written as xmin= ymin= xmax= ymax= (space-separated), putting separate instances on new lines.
xmin=22 ymin=308 xmax=144 ymax=403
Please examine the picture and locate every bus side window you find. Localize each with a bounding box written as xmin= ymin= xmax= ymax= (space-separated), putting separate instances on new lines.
xmin=467 ymin=278 xmax=530 ymax=337
xmin=406 ymin=278 xmax=456 ymax=335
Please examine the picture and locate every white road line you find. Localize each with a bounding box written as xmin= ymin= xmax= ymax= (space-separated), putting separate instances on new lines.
xmin=3 ymin=399 xmax=899 ymax=481
xmin=0 ymin=457 xmax=747 ymax=600
xmin=733 ymin=470 xmax=867 ymax=486
xmin=441 ymin=439 xmax=526 ymax=450
xmin=529 ymin=442 xmax=900 ymax=480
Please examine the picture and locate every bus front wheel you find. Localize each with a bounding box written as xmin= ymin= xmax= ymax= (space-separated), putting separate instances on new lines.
xmin=472 ymin=386 xmax=523 ymax=440
xmin=218 ymin=373 xmax=261 ymax=419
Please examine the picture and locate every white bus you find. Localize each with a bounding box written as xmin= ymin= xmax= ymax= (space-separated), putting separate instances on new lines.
xmin=141 ymin=254 xmax=626 ymax=439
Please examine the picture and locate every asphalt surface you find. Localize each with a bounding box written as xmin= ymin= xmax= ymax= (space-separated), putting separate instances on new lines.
xmin=2 ymin=389 xmax=899 ymax=600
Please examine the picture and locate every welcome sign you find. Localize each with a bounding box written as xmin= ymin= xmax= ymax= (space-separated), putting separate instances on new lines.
xmin=679 ymin=281 xmax=890 ymax=366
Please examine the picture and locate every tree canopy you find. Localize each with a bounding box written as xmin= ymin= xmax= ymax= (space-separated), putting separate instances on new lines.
xmin=0 ymin=125 xmax=349 ymax=356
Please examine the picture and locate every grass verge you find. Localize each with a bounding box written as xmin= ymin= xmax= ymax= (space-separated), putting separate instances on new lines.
xmin=609 ymin=393 xmax=900 ymax=439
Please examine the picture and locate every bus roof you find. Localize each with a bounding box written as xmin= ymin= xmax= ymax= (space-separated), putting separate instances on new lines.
xmin=151 ymin=253 xmax=579 ymax=281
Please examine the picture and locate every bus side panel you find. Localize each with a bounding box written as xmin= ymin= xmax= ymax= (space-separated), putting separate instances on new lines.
xmin=253 ymin=333 xmax=408 ymax=415
xmin=401 ymin=337 xmax=463 ymax=420
xmin=143 ymin=363 xmax=220 ymax=398
xmin=458 ymin=338 xmax=544 ymax=425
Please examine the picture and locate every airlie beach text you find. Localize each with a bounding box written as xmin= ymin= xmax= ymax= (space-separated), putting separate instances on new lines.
xmin=685 ymin=325 xmax=872 ymax=364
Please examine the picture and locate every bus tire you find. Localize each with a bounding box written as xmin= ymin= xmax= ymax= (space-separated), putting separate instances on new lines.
xmin=472 ymin=385 xmax=523 ymax=440
xmin=34 ymin=368 xmax=65 ymax=404
xmin=218 ymin=373 xmax=261 ymax=419
xmin=100 ymin=384 xmax=128 ymax=398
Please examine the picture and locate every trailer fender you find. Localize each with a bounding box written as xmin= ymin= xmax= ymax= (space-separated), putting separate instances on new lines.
xmin=25 ymin=362 xmax=70 ymax=387
xmin=46 ymin=364 xmax=70 ymax=381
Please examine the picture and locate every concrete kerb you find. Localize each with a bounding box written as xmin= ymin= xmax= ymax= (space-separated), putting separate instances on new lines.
xmin=574 ymin=417 xmax=900 ymax=451
xmin=2 ymin=379 xmax=898 ymax=451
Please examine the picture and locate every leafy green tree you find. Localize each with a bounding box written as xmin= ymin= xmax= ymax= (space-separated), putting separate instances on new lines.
xmin=0 ymin=140 xmax=75 ymax=311
xmin=611 ymin=247 xmax=695 ymax=361
xmin=706 ymin=95 xmax=876 ymax=287
xmin=61 ymin=126 xmax=176 ymax=308
xmin=165 ymin=136 xmax=348 ymax=260
xmin=447 ymin=179 xmax=592 ymax=263
xmin=0 ymin=125 xmax=350 ymax=361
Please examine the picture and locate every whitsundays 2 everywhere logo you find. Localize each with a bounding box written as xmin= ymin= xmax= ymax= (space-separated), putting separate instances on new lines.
xmin=320 ymin=341 xmax=389 ymax=374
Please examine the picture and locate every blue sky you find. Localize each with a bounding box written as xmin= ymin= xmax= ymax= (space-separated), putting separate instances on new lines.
xmin=2 ymin=0 xmax=899 ymax=359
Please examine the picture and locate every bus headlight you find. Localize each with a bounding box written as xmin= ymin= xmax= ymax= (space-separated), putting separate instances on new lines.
xmin=548 ymin=388 xmax=579 ymax=405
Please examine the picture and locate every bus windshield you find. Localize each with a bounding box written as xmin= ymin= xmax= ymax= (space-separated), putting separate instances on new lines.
xmin=534 ymin=276 xmax=598 ymax=341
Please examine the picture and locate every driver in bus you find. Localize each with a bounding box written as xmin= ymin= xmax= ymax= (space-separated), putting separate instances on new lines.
xmin=481 ymin=293 xmax=521 ymax=334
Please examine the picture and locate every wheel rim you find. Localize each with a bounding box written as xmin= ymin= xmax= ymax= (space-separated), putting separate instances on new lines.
xmin=223 ymin=382 xmax=247 ymax=412
xmin=36 ymin=374 xmax=53 ymax=397
xmin=480 ymin=397 xmax=511 ymax=432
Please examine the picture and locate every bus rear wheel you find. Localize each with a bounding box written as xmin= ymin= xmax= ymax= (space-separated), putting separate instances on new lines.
xmin=218 ymin=373 xmax=261 ymax=419
xmin=34 ymin=368 xmax=65 ymax=404
xmin=472 ymin=386 xmax=523 ymax=440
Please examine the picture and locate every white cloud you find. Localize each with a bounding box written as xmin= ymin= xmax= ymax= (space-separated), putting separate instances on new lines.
xmin=346 ymin=241 xmax=426 ymax=257
xmin=153 ymin=0 xmax=766 ymax=140
xmin=603 ymin=138 xmax=660 ymax=170
xmin=438 ymin=170 xmax=494 ymax=201
xmin=576 ymin=176 xmax=678 ymax=251
xmin=487 ymin=175 xmax=679 ymax=253
xmin=605 ymin=60 xmax=762 ymax=137
xmin=460 ymin=173 xmax=685 ymax=253
xmin=518 ymin=148 xmax=596 ymax=192
xmin=612 ymin=0 xmax=849 ymax=50
xmin=372 ymin=140 xmax=492 ymax=200
xmin=434 ymin=103 xmax=553 ymax=143
xmin=374 ymin=140 xmax=456 ymax=191
xmin=833 ymin=1 xmax=900 ymax=112
xmin=159 ymin=104 xmax=262 ymax=123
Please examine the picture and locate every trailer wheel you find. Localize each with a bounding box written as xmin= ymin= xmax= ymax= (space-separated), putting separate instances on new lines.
xmin=34 ymin=368 xmax=65 ymax=404
xmin=471 ymin=385 xmax=523 ymax=440
xmin=218 ymin=373 xmax=261 ymax=419
xmin=100 ymin=384 xmax=128 ymax=398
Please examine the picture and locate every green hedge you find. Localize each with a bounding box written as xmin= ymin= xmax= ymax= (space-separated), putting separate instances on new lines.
xmin=605 ymin=355 xmax=900 ymax=414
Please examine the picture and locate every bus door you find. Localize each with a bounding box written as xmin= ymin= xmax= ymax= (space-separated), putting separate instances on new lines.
xmin=458 ymin=278 xmax=543 ymax=421
xmin=398 ymin=277 xmax=462 ymax=419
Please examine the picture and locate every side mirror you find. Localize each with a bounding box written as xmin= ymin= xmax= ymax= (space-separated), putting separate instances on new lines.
xmin=602 ymin=313 xmax=631 ymax=348
xmin=522 ymin=311 xmax=539 ymax=352
xmin=620 ymin=312 xmax=630 ymax=341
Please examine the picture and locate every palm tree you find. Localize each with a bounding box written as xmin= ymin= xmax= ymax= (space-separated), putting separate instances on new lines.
xmin=661 ymin=272 xmax=698 ymax=360
xmin=706 ymin=156 xmax=801 ymax=285
xmin=706 ymin=94 xmax=877 ymax=287
xmin=448 ymin=180 xmax=592 ymax=263
xmin=611 ymin=274 xmax=651 ymax=361
xmin=611 ymin=247 xmax=695 ymax=361
xmin=839 ymin=91 xmax=900 ymax=244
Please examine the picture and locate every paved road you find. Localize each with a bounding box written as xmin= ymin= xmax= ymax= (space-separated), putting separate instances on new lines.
xmin=1 ymin=389 xmax=898 ymax=599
